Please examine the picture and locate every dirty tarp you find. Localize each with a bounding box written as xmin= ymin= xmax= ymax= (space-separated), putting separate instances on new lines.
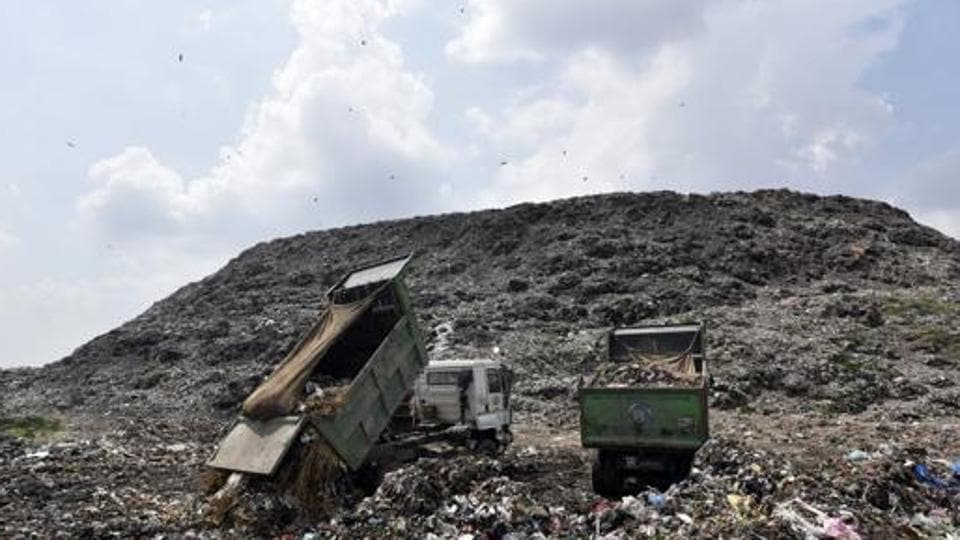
xmin=242 ymin=296 xmax=375 ymax=420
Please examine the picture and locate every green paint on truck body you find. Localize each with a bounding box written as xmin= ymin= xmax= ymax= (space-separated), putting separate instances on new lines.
xmin=579 ymin=386 xmax=708 ymax=450
xmin=578 ymin=323 xmax=709 ymax=453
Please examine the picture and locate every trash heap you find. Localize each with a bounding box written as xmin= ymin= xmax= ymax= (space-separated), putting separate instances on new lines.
xmin=202 ymin=425 xmax=356 ymax=535
xmin=288 ymin=435 xmax=959 ymax=539
xmin=202 ymin=373 xmax=360 ymax=530
xmin=588 ymin=353 xmax=701 ymax=388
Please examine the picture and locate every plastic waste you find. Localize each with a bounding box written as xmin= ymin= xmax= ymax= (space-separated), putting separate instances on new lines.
xmin=912 ymin=463 xmax=959 ymax=490
xmin=845 ymin=450 xmax=870 ymax=462
xmin=645 ymin=493 xmax=666 ymax=509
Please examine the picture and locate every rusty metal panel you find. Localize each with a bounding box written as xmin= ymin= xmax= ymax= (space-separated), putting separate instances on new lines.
xmin=207 ymin=416 xmax=304 ymax=475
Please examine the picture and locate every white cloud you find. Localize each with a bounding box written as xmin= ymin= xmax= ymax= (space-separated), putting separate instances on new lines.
xmin=80 ymin=0 xmax=451 ymax=247
xmin=455 ymin=0 xmax=908 ymax=205
xmin=0 ymin=225 xmax=18 ymax=251
xmin=447 ymin=0 xmax=716 ymax=62
xmin=893 ymin=146 xmax=960 ymax=239
xmin=917 ymin=209 xmax=960 ymax=240
xmin=79 ymin=147 xmax=191 ymax=238
xmin=190 ymin=8 xmax=214 ymax=32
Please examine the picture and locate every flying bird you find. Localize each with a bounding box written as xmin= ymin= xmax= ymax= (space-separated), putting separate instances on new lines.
xmin=582 ymin=176 xmax=589 ymax=182
xmin=312 ymin=196 xmax=318 ymax=203
xmin=388 ymin=174 xmax=396 ymax=180
xmin=459 ymin=6 xmax=465 ymax=13
xmin=499 ymin=161 xmax=508 ymax=166
xmin=178 ymin=53 xmax=183 ymax=63
xmin=360 ymin=39 xmax=367 ymax=46
xmin=65 ymin=141 xmax=76 ymax=148
xmin=678 ymin=100 xmax=686 ymax=108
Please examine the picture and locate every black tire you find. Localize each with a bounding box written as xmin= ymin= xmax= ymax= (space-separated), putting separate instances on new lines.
xmin=353 ymin=462 xmax=384 ymax=495
xmin=592 ymin=451 xmax=621 ymax=496
xmin=668 ymin=452 xmax=695 ymax=483
xmin=476 ymin=438 xmax=499 ymax=457
xmin=591 ymin=456 xmax=604 ymax=494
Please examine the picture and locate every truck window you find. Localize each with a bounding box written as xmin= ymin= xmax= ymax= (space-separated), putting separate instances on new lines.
xmin=426 ymin=371 xmax=461 ymax=386
xmin=487 ymin=369 xmax=502 ymax=393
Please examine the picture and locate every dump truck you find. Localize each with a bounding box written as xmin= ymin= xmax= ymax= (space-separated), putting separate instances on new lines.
xmin=578 ymin=323 xmax=708 ymax=495
xmin=207 ymin=254 xmax=513 ymax=481
xmin=207 ymin=254 xmax=429 ymax=475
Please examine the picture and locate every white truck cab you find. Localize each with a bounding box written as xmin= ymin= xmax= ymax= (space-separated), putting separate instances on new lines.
xmin=413 ymin=359 xmax=514 ymax=453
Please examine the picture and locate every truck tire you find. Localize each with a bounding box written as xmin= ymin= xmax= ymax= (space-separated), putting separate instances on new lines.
xmin=592 ymin=451 xmax=621 ymax=496
xmin=669 ymin=451 xmax=695 ymax=483
xmin=476 ymin=438 xmax=499 ymax=457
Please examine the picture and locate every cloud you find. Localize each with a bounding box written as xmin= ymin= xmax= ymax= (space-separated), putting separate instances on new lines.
xmin=455 ymin=0 xmax=909 ymax=205
xmin=896 ymin=146 xmax=960 ymax=209
xmin=190 ymin=8 xmax=214 ymax=32
xmin=893 ymin=145 xmax=960 ymax=239
xmin=0 ymin=225 xmax=18 ymax=251
xmin=80 ymin=0 xmax=451 ymax=247
xmin=447 ymin=0 xmax=716 ymax=62
xmin=78 ymin=147 xmax=191 ymax=238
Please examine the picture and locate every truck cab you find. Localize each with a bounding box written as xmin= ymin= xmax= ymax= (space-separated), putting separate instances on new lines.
xmin=413 ymin=359 xmax=514 ymax=453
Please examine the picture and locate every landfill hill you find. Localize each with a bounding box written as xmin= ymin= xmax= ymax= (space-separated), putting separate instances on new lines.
xmin=1 ymin=189 xmax=959 ymax=537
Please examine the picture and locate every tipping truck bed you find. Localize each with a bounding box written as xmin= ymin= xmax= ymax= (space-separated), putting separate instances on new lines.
xmin=207 ymin=254 xmax=428 ymax=474
xmin=578 ymin=323 xmax=708 ymax=494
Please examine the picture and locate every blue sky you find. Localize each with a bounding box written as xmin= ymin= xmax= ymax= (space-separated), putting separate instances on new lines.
xmin=0 ymin=0 xmax=957 ymax=367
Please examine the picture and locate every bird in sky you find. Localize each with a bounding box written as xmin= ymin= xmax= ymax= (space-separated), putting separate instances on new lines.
xmin=65 ymin=141 xmax=76 ymax=148
xmin=178 ymin=53 xmax=183 ymax=63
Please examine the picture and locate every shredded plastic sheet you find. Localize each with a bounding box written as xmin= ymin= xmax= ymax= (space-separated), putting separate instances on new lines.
xmin=242 ymin=297 xmax=374 ymax=419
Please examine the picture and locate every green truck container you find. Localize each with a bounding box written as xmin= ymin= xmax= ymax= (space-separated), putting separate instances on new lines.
xmin=208 ymin=254 xmax=429 ymax=474
xmin=578 ymin=323 xmax=708 ymax=495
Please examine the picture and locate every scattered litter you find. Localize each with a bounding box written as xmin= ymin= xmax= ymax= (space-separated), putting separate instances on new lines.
xmin=846 ymin=450 xmax=870 ymax=462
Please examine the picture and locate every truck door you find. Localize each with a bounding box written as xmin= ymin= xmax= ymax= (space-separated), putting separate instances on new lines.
xmin=474 ymin=367 xmax=509 ymax=431
xmin=485 ymin=368 xmax=504 ymax=413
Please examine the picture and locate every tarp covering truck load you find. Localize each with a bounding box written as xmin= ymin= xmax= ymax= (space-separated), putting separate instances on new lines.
xmin=579 ymin=323 xmax=708 ymax=495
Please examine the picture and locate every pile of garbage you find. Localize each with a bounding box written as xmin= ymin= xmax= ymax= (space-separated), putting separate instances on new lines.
xmin=301 ymin=380 xmax=350 ymax=416
xmin=282 ymin=434 xmax=960 ymax=539
xmin=201 ymin=428 xmax=356 ymax=534
xmin=587 ymin=355 xmax=701 ymax=388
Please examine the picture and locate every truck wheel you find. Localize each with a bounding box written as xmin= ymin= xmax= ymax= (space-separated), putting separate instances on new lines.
xmin=670 ymin=452 xmax=695 ymax=482
xmin=591 ymin=457 xmax=605 ymax=494
xmin=476 ymin=438 xmax=499 ymax=457
xmin=592 ymin=452 xmax=620 ymax=496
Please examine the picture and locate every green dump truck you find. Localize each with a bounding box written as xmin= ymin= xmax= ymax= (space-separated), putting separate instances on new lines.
xmin=578 ymin=323 xmax=708 ymax=495
xmin=207 ymin=254 xmax=430 ymax=474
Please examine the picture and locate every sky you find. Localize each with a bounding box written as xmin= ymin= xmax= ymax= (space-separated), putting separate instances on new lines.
xmin=0 ymin=0 xmax=957 ymax=368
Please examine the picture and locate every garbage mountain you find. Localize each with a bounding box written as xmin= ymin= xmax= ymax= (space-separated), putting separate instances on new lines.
xmin=1 ymin=189 xmax=958 ymax=537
